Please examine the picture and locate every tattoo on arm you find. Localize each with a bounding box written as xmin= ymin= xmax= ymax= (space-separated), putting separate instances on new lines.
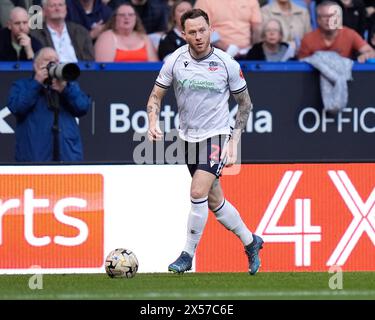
xmin=233 ymin=89 xmax=253 ymax=131
xmin=147 ymin=88 xmax=161 ymax=117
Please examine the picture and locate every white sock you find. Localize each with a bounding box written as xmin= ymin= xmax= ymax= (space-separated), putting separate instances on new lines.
xmin=212 ymin=199 xmax=253 ymax=246
xmin=183 ymin=196 xmax=209 ymax=257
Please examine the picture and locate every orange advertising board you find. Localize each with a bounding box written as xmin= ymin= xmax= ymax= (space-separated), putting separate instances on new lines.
xmin=0 ymin=174 xmax=104 ymax=269
xmin=196 ymin=163 xmax=375 ymax=272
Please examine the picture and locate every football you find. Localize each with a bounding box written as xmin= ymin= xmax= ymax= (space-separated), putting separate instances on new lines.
xmin=105 ymin=248 xmax=139 ymax=278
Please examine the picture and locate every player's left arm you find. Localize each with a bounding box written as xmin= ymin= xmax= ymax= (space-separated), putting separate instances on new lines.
xmin=221 ymin=88 xmax=253 ymax=166
xmin=232 ymin=88 xmax=253 ymax=142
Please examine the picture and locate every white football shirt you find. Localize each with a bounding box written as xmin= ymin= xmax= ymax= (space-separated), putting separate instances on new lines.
xmin=155 ymin=44 xmax=247 ymax=142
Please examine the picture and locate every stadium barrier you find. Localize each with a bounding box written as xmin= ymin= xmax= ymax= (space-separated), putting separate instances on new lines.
xmin=1 ymin=62 xmax=375 ymax=163
xmin=0 ymin=163 xmax=374 ymax=274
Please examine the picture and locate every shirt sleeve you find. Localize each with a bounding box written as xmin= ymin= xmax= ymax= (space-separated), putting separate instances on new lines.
xmin=61 ymin=81 xmax=92 ymax=117
xmin=155 ymin=53 xmax=174 ymax=89
xmin=250 ymin=0 xmax=262 ymax=24
xmin=227 ymin=58 xmax=247 ymax=94
xmin=351 ymin=29 xmax=368 ymax=51
xmin=7 ymin=78 xmax=42 ymax=116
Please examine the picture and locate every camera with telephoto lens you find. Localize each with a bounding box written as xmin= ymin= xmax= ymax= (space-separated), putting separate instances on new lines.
xmin=46 ymin=62 xmax=80 ymax=81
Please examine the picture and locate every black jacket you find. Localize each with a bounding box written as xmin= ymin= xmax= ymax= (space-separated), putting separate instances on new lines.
xmin=9 ymin=0 xmax=42 ymax=6
xmin=158 ymin=29 xmax=186 ymax=61
xmin=244 ymin=42 xmax=295 ymax=61
xmin=0 ymin=28 xmax=42 ymax=61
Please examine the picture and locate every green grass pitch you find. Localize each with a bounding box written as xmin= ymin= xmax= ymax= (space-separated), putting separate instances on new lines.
xmin=0 ymin=272 xmax=374 ymax=300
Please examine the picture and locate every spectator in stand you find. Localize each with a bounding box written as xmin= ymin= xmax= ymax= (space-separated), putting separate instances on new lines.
xmin=364 ymin=0 xmax=375 ymax=35
xmin=107 ymin=0 xmax=169 ymax=50
xmin=316 ymin=0 xmax=371 ymax=35
xmin=167 ymin=0 xmax=195 ymax=5
xmin=0 ymin=0 xmax=42 ymax=27
xmin=261 ymin=0 xmax=311 ymax=51
xmin=258 ymin=0 xmax=268 ymax=7
xmin=338 ymin=0 xmax=367 ymax=37
xmin=107 ymin=0 xmax=169 ymax=34
xmin=0 ymin=6 xmax=42 ymax=61
xmin=370 ymin=24 xmax=375 ymax=48
xmin=0 ymin=0 xmax=13 ymax=28
xmin=244 ymin=18 xmax=296 ymax=61
xmin=158 ymin=0 xmax=192 ymax=61
xmin=194 ymin=0 xmax=262 ymax=58
xmin=94 ymin=3 xmax=158 ymax=62
xmin=298 ymin=1 xmax=375 ymax=62
xmin=66 ymin=0 xmax=112 ymax=41
xmin=31 ymin=0 xmax=94 ymax=62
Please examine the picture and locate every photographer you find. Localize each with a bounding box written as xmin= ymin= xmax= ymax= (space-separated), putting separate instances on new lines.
xmin=7 ymin=47 xmax=92 ymax=162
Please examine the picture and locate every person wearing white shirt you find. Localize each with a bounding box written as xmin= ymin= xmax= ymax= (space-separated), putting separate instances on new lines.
xmin=146 ymin=8 xmax=264 ymax=275
xmin=31 ymin=0 xmax=94 ymax=61
xmin=47 ymin=23 xmax=78 ymax=62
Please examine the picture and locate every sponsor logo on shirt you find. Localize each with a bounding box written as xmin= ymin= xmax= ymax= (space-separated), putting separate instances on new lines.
xmin=177 ymin=79 xmax=220 ymax=92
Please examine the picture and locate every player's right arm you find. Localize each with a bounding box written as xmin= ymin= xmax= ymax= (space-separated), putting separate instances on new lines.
xmin=146 ymin=84 xmax=167 ymax=141
xmin=147 ymin=45 xmax=181 ymax=140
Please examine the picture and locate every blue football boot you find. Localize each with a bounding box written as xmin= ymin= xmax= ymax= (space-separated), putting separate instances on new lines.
xmin=245 ymin=234 xmax=264 ymax=275
xmin=168 ymin=251 xmax=192 ymax=274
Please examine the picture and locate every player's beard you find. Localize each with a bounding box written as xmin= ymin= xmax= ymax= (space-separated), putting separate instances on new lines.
xmin=191 ymin=40 xmax=210 ymax=58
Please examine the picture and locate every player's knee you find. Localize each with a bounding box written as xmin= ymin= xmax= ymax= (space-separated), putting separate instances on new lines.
xmin=190 ymin=187 xmax=207 ymax=200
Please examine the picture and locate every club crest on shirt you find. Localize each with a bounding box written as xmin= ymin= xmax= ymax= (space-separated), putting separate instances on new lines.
xmin=208 ymin=61 xmax=218 ymax=71
xmin=239 ymin=69 xmax=244 ymax=79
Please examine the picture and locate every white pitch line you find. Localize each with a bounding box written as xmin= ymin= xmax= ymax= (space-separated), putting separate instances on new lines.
xmin=2 ymin=290 xmax=375 ymax=300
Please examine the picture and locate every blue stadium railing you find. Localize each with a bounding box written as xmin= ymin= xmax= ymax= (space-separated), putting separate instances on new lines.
xmin=1 ymin=60 xmax=375 ymax=72
xmin=1 ymin=59 xmax=375 ymax=164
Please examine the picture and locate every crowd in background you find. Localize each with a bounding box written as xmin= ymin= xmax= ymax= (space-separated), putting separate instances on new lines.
xmin=0 ymin=0 xmax=375 ymax=63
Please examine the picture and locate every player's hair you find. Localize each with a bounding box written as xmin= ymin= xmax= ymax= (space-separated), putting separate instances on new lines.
xmin=181 ymin=8 xmax=210 ymax=31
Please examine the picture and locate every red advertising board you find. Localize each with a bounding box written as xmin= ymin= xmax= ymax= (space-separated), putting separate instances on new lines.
xmin=196 ymin=163 xmax=375 ymax=272
xmin=0 ymin=174 xmax=104 ymax=268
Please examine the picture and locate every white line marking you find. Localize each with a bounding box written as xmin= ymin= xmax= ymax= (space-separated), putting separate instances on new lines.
xmin=2 ymin=290 xmax=375 ymax=299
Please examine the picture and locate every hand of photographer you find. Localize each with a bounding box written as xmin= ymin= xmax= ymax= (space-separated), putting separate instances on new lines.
xmin=34 ymin=64 xmax=49 ymax=84
xmin=51 ymin=78 xmax=67 ymax=93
